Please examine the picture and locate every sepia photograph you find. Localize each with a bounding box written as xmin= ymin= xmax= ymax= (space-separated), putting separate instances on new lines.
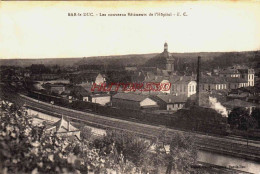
xmin=0 ymin=1 xmax=260 ymax=173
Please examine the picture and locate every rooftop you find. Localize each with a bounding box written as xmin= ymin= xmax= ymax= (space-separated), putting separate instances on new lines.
xmin=157 ymin=94 xmax=188 ymax=103
xmin=112 ymin=93 xmax=149 ymax=102
xmin=223 ymin=99 xmax=258 ymax=108
xmin=71 ymin=86 xmax=90 ymax=96
xmin=174 ymin=76 xmax=196 ymax=84
xmin=219 ymin=68 xmax=240 ymax=74
xmin=200 ymin=76 xmax=226 ymax=84
xmin=46 ymin=116 xmax=80 ymax=140
xmin=225 ymin=77 xmax=248 ymax=83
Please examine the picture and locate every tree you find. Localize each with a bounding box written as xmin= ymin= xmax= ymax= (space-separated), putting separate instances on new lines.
xmin=0 ymin=102 xmax=81 ymax=173
xmin=30 ymin=64 xmax=51 ymax=74
xmin=251 ymin=108 xmax=260 ymax=129
xmin=92 ymin=130 xmax=152 ymax=172
xmin=0 ymin=102 xmax=146 ymax=173
xmin=228 ymin=107 xmax=257 ymax=130
xmin=92 ymin=129 xmax=198 ymax=174
xmin=0 ymin=102 xmax=199 ymax=174
xmin=78 ymin=124 xmax=93 ymax=141
xmin=154 ymin=131 xmax=197 ymax=174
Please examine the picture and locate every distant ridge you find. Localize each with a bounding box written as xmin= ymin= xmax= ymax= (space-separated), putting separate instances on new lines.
xmin=0 ymin=50 xmax=258 ymax=67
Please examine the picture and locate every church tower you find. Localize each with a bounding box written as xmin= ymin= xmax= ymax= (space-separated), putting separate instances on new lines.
xmin=164 ymin=43 xmax=174 ymax=73
xmin=164 ymin=42 xmax=168 ymax=52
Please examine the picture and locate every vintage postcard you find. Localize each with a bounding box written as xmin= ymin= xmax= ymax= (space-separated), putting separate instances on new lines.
xmin=0 ymin=1 xmax=260 ymax=174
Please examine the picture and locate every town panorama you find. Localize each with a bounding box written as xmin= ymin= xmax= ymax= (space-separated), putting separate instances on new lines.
xmin=1 ymin=43 xmax=260 ymax=173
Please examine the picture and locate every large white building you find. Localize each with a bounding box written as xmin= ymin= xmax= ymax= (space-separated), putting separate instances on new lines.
xmin=171 ymin=76 xmax=197 ymax=97
xmin=219 ymin=68 xmax=255 ymax=87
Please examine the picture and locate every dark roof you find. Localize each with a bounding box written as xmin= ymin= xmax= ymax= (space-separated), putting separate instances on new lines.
xmin=200 ymin=76 xmax=226 ymax=84
xmin=219 ymin=68 xmax=240 ymax=74
xmin=80 ymin=83 xmax=106 ymax=94
xmin=148 ymin=76 xmax=166 ymax=83
xmin=90 ymin=94 xmax=110 ymax=97
xmin=61 ymin=90 xmax=71 ymax=95
xmin=157 ymin=94 xmax=187 ymax=103
xmin=238 ymin=69 xmax=254 ymax=74
xmin=225 ymin=77 xmax=247 ymax=83
xmin=227 ymin=93 xmax=248 ymax=98
xmin=72 ymin=86 xmax=90 ymax=96
xmin=112 ymin=93 xmax=149 ymax=102
xmin=143 ymin=75 xmax=195 ymax=85
xmin=223 ymin=99 xmax=258 ymax=108
xmin=174 ymin=76 xmax=195 ymax=84
xmin=219 ymin=68 xmax=254 ymax=75
xmin=248 ymin=95 xmax=260 ymax=100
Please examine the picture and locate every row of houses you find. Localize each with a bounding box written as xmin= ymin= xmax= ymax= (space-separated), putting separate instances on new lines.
xmin=44 ymin=82 xmax=188 ymax=111
xmin=111 ymin=92 xmax=188 ymax=111
xmin=44 ymin=78 xmax=257 ymax=113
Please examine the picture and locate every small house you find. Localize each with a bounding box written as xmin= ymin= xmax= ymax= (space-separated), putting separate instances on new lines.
xmin=112 ymin=93 xmax=159 ymax=110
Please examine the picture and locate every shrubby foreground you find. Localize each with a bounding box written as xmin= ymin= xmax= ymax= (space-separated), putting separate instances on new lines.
xmin=0 ymin=102 xmax=198 ymax=174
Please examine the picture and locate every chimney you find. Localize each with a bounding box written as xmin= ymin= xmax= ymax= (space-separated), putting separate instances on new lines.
xmin=196 ymin=56 xmax=201 ymax=106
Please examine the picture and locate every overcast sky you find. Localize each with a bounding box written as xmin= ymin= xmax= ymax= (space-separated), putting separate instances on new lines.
xmin=0 ymin=1 xmax=260 ymax=59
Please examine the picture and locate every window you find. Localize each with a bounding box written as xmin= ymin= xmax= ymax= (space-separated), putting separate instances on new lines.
xmin=189 ymin=86 xmax=191 ymax=92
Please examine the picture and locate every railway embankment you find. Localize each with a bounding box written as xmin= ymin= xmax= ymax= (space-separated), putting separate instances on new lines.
xmin=20 ymin=94 xmax=260 ymax=162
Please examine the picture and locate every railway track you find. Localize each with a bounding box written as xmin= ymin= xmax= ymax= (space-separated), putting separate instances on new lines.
xmin=19 ymin=94 xmax=260 ymax=162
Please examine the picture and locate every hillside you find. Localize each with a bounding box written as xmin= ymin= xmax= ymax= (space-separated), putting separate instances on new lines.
xmin=0 ymin=58 xmax=81 ymax=67
xmin=75 ymin=53 xmax=157 ymax=67
xmin=0 ymin=51 xmax=259 ymax=69
xmin=145 ymin=51 xmax=259 ymax=73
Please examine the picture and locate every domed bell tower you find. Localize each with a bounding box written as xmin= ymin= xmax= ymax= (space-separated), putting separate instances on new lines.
xmin=164 ymin=42 xmax=168 ymax=52
xmin=164 ymin=42 xmax=174 ymax=72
